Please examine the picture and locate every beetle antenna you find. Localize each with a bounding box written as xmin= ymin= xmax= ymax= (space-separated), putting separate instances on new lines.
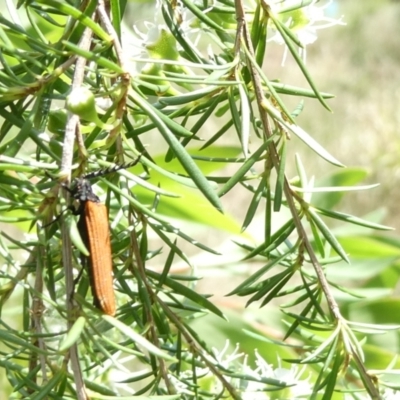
xmin=83 ymin=153 xmax=142 ymax=180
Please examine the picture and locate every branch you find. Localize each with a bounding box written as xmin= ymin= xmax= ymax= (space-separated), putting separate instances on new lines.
xmin=60 ymin=24 xmax=94 ymax=400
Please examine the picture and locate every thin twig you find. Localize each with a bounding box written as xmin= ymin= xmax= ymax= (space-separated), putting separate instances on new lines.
xmin=96 ymin=0 xmax=127 ymax=70
xmin=30 ymin=248 xmax=47 ymax=385
xmin=129 ymin=211 xmax=240 ymax=398
xmin=234 ymin=0 xmax=381 ymax=395
xmin=24 ymin=249 xmax=46 ymax=394
xmin=96 ymin=0 xmax=131 ymax=148
xmin=60 ymin=25 xmax=94 ymax=400
xmin=155 ymin=295 xmax=241 ymax=400
xmin=234 ymin=0 xmax=342 ymax=321
xmin=350 ymin=346 xmax=381 ymax=399
xmin=129 ymin=214 xmax=175 ymax=394
xmin=128 ymin=214 xmax=240 ymax=398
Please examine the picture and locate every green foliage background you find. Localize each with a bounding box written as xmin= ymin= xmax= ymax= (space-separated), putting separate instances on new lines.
xmin=0 ymin=0 xmax=399 ymax=399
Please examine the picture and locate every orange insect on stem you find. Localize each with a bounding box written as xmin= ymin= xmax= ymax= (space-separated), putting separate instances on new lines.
xmin=73 ymin=178 xmax=116 ymax=316
xmin=81 ymin=201 xmax=116 ymax=316
xmin=67 ymin=155 xmax=142 ymax=316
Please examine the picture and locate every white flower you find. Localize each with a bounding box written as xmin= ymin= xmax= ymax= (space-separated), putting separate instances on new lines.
xmin=241 ymin=351 xmax=312 ymax=399
xmin=212 ymin=341 xmax=245 ymax=366
xmin=122 ymin=0 xmax=200 ymax=68
xmin=273 ymin=366 xmax=312 ymax=398
xmin=268 ymin=0 xmax=346 ymax=64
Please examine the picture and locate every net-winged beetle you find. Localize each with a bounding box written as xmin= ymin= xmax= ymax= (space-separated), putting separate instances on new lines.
xmin=66 ymin=156 xmax=142 ymax=316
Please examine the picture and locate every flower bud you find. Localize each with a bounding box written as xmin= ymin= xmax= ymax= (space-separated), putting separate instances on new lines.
xmin=66 ymin=87 xmax=113 ymax=130
xmin=48 ymin=108 xmax=67 ymax=134
xmin=146 ymin=28 xmax=179 ymax=61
